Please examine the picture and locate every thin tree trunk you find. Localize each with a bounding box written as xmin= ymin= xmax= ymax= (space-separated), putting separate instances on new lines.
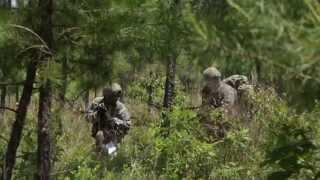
xmin=52 ymin=56 xmax=67 ymax=173
xmin=2 ymin=61 xmax=37 ymax=180
xmin=0 ymin=85 xmax=6 ymax=120
xmin=37 ymin=81 xmax=52 ymax=180
xmin=255 ymin=59 xmax=262 ymax=83
xmin=84 ymin=90 xmax=89 ymax=110
xmin=163 ymin=55 xmax=177 ymax=108
xmin=59 ymin=57 xmax=68 ymax=105
xmin=37 ymin=0 xmax=53 ymax=179
xmin=6 ymin=0 xmax=10 ymax=8
xmin=162 ymin=0 xmax=179 ymax=109
xmin=15 ymin=86 xmax=19 ymax=103
xmin=147 ymin=85 xmax=153 ymax=107
xmin=8 ymin=94 xmax=11 ymax=108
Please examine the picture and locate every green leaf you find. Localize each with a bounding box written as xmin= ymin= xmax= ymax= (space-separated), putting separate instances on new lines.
xmin=226 ymin=0 xmax=250 ymax=20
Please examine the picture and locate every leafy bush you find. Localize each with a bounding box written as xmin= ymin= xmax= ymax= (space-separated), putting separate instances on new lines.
xmin=263 ymin=103 xmax=320 ymax=180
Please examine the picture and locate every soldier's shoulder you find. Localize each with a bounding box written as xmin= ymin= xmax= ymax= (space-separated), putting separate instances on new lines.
xmin=220 ymin=82 xmax=237 ymax=92
xmin=223 ymin=75 xmax=249 ymax=89
xmin=224 ymin=75 xmax=248 ymax=82
xmin=116 ymin=101 xmax=130 ymax=117
xmin=116 ymin=101 xmax=128 ymax=110
xmin=218 ymin=83 xmax=237 ymax=99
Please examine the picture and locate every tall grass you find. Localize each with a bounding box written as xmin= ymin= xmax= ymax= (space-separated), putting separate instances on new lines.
xmin=1 ymin=86 xmax=319 ymax=179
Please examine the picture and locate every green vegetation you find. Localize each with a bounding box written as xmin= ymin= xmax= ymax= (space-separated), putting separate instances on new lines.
xmin=1 ymin=0 xmax=320 ymax=179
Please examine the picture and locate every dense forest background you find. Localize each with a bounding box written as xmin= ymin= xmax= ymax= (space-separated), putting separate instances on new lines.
xmin=1 ymin=0 xmax=320 ymax=179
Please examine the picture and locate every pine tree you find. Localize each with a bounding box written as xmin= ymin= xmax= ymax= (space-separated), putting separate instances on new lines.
xmin=36 ymin=0 xmax=54 ymax=178
xmin=2 ymin=60 xmax=37 ymax=180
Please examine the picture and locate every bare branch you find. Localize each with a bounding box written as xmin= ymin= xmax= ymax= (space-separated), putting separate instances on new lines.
xmin=9 ymin=24 xmax=49 ymax=49
xmin=17 ymin=45 xmax=53 ymax=57
xmin=0 ymin=107 xmax=17 ymax=113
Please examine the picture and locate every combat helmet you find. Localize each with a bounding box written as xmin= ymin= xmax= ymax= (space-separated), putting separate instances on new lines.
xmin=203 ymin=66 xmax=221 ymax=80
xmin=111 ymin=83 xmax=122 ymax=97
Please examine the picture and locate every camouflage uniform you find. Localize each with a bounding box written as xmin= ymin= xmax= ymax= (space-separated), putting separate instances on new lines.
xmin=199 ymin=67 xmax=238 ymax=139
xmin=86 ymin=97 xmax=131 ymax=140
xmin=223 ymin=75 xmax=249 ymax=90
xmin=223 ymin=74 xmax=254 ymax=120
xmin=86 ymin=85 xmax=130 ymax=152
xmin=201 ymin=67 xmax=237 ymax=109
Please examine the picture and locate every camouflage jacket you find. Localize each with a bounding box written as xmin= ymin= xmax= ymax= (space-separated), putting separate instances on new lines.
xmin=201 ymin=82 xmax=237 ymax=108
xmin=86 ymin=97 xmax=131 ymax=128
xmin=223 ymin=75 xmax=248 ymax=90
xmin=223 ymin=75 xmax=254 ymax=102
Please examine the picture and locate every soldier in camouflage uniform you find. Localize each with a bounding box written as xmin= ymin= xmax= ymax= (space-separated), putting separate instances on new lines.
xmin=223 ymin=74 xmax=254 ymax=121
xmin=86 ymin=83 xmax=130 ymax=154
xmin=223 ymin=75 xmax=249 ymax=91
xmin=199 ymin=67 xmax=238 ymax=139
xmin=201 ymin=67 xmax=237 ymax=109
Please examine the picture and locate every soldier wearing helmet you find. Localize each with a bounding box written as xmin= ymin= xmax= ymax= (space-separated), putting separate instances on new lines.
xmin=86 ymin=83 xmax=130 ymax=154
xmin=201 ymin=67 xmax=237 ymax=108
xmin=199 ymin=67 xmax=238 ymax=139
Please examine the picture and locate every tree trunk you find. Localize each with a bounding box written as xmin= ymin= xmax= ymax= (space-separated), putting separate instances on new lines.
xmin=36 ymin=0 xmax=53 ymax=179
xmin=94 ymin=87 xmax=97 ymax=97
xmin=255 ymin=59 xmax=262 ymax=84
xmin=52 ymin=56 xmax=68 ymax=174
xmin=37 ymin=81 xmax=52 ymax=180
xmin=15 ymin=86 xmax=19 ymax=103
xmin=147 ymin=85 xmax=153 ymax=107
xmin=2 ymin=61 xmax=37 ymax=180
xmin=0 ymin=85 xmax=7 ymax=120
xmin=163 ymin=55 xmax=177 ymax=108
xmin=147 ymin=72 xmax=154 ymax=107
xmin=59 ymin=57 xmax=68 ymax=105
xmin=84 ymin=90 xmax=89 ymax=110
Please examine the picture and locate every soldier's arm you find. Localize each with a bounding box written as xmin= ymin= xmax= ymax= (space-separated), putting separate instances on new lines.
xmin=85 ymin=103 xmax=98 ymax=123
xmin=114 ymin=102 xmax=131 ymax=127
xmin=222 ymin=86 xmax=237 ymax=107
xmin=85 ymin=97 xmax=104 ymax=123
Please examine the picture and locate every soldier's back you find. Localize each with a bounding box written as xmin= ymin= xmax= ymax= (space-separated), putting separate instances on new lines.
xmin=218 ymin=82 xmax=237 ymax=107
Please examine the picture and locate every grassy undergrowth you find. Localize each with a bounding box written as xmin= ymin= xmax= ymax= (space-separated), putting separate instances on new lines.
xmin=1 ymin=88 xmax=320 ymax=179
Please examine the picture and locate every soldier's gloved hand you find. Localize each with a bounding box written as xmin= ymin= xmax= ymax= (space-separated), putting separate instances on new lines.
xmin=112 ymin=117 xmax=124 ymax=125
xmin=113 ymin=118 xmax=130 ymax=131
